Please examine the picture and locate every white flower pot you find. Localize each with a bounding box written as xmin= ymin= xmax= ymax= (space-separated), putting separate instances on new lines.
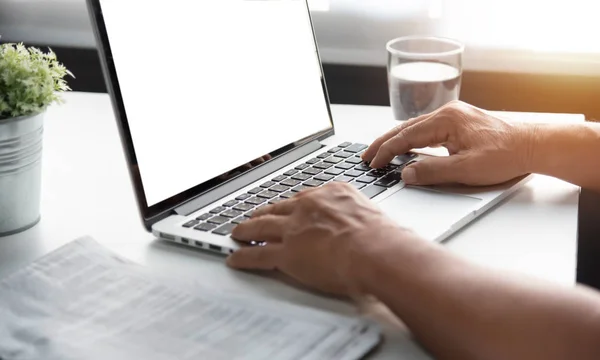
xmin=0 ymin=112 xmax=44 ymax=236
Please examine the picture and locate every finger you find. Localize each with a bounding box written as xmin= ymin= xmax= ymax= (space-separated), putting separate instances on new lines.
xmin=362 ymin=113 xmax=433 ymax=162
xmin=370 ymin=118 xmax=450 ymax=168
xmin=227 ymin=243 xmax=283 ymax=270
xmin=232 ymin=214 xmax=287 ymax=242
xmin=401 ymin=155 xmax=466 ymax=185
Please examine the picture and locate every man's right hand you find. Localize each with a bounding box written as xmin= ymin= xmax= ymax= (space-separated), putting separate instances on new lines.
xmin=362 ymin=101 xmax=535 ymax=186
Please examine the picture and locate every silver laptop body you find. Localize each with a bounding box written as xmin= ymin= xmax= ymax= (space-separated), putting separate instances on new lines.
xmin=88 ymin=0 xmax=529 ymax=255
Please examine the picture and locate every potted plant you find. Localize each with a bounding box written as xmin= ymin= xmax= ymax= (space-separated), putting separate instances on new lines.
xmin=0 ymin=42 xmax=73 ymax=236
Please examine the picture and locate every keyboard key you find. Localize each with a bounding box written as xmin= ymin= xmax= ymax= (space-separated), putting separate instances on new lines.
xmin=338 ymin=142 xmax=352 ymax=148
xmin=210 ymin=206 xmax=226 ymax=214
xmin=391 ymin=153 xmax=418 ymax=166
xmin=257 ymin=190 xmax=278 ymax=199
xmin=248 ymin=187 xmax=263 ymax=194
xmin=292 ymin=173 xmax=311 ymax=181
xmin=280 ymin=191 xmax=295 ymax=199
xmin=334 ymin=151 xmax=353 ymax=159
xmin=270 ymin=184 xmax=290 ymax=193
xmin=279 ymin=178 xmax=300 ymax=187
xmin=323 ymin=156 xmax=344 ymax=164
xmin=272 ymin=175 xmax=288 ymax=182
xmin=303 ymin=167 xmax=322 ymax=176
xmin=292 ymin=185 xmax=311 ymax=192
xmin=335 ymin=162 xmax=354 ymax=170
xmin=232 ymin=216 xmax=248 ymax=225
xmin=328 ymin=147 xmax=342 ymax=153
xmin=221 ymin=209 xmax=243 ymax=218
xmin=375 ymin=173 xmax=401 ymax=187
xmin=368 ymin=169 xmax=388 ymax=178
xmin=294 ymin=164 xmax=309 ymax=171
xmin=213 ymin=223 xmax=236 ymax=236
xmin=313 ymin=162 xmax=333 ymax=169
xmin=236 ymin=193 xmax=252 ymax=201
xmin=334 ymin=175 xmax=353 ymax=183
xmin=325 ymin=167 xmax=345 ymax=176
xmin=303 ymin=179 xmax=324 ymax=187
xmin=256 ymin=204 xmax=268 ymax=211
xmin=345 ymin=170 xmax=363 ymax=177
xmin=246 ymin=197 xmax=266 ymax=205
xmin=345 ymin=143 xmax=368 ymax=153
xmin=261 ymin=181 xmax=276 ymax=188
xmin=317 ymin=153 xmax=330 ymax=159
xmin=354 ymin=163 xmax=371 ymax=172
xmin=360 ymin=185 xmax=387 ymax=199
xmin=345 ymin=157 xmax=362 ymax=164
xmin=207 ymin=216 xmax=229 ymax=225
xmin=285 ymin=169 xmax=300 ymax=176
xmin=196 ymin=213 xmax=212 ymax=221
xmin=269 ymin=197 xmax=285 ymax=205
xmin=233 ymin=203 xmax=254 ymax=212
xmin=183 ymin=220 xmax=199 ymax=228
xmin=356 ymin=175 xmax=377 ymax=184
xmin=194 ymin=222 xmax=217 ymax=232
xmin=314 ymin=174 xmax=334 ymax=182
xmin=350 ymin=182 xmax=365 ymax=190
xmin=306 ymin=158 xmax=320 ymax=164
xmin=222 ymin=200 xmax=238 ymax=207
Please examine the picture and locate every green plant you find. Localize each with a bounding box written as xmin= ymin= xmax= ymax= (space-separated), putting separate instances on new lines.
xmin=0 ymin=43 xmax=74 ymax=120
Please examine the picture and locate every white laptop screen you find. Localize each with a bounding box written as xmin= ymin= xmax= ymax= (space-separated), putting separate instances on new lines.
xmin=98 ymin=0 xmax=332 ymax=207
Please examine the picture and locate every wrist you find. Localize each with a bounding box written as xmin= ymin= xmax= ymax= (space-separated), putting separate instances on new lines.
xmin=345 ymin=225 xmax=439 ymax=296
xmin=514 ymin=122 xmax=542 ymax=175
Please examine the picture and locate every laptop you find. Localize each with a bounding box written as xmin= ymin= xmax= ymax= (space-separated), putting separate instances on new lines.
xmin=87 ymin=0 xmax=531 ymax=255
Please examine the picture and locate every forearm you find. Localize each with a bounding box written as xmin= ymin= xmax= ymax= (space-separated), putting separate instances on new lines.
xmin=355 ymin=236 xmax=600 ymax=360
xmin=526 ymin=122 xmax=600 ymax=192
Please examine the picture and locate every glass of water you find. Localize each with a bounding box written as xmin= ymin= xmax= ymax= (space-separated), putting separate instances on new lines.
xmin=386 ymin=36 xmax=464 ymax=120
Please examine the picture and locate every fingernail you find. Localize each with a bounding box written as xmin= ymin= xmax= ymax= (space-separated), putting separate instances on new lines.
xmin=402 ymin=167 xmax=417 ymax=184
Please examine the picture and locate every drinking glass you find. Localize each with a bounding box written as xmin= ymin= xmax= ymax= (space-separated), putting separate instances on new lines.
xmin=386 ymin=36 xmax=465 ymax=120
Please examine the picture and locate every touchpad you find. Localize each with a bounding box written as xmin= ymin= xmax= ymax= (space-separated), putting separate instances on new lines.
xmin=377 ymin=186 xmax=482 ymax=241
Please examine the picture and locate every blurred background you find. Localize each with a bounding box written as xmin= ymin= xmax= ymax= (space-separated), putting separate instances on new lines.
xmin=1 ymin=0 xmax=600 ymax=118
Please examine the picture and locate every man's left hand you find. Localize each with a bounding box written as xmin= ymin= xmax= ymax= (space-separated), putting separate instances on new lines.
xmin=228 ymin=182 xmax=416 ymax=296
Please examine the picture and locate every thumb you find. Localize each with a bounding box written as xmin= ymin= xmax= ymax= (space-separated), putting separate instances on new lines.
xmin=402 ymin=156 xmax=466 ymax=185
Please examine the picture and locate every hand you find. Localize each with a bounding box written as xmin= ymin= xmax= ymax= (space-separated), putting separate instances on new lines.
xmin=227 ymin=182 xmax=414 ymax=296
xmin=362 ymin=101 xmax=533 ymax=186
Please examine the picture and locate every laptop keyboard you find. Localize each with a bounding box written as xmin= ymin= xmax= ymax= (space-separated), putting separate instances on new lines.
xmin=181 ymin=142 xmax=417 ymax=236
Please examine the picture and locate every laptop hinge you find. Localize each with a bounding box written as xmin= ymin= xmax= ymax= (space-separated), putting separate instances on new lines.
xmin=174 ymin=140 xmax=323 ymax=216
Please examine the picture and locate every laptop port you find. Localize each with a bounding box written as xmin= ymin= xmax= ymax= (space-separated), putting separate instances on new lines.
xmin=209 ymin=244 xmax=222 ymax=252
xmin=181 ymin=238 xmax=189 ymax=244
xmin=195 ymin=241 xmax=203 ymax=248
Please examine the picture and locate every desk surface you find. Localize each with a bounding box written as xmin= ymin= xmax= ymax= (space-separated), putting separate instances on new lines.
xmin=0 ymin=92 xmax=582 ymax=359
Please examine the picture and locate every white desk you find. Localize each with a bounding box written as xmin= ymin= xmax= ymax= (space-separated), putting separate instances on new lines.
xmin=0 ymin=92 xmax=582 ymax=359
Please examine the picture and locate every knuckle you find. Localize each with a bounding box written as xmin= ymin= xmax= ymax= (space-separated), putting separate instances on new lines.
xmin=324 ymin=181 xmax=352 ymax=194
xmin=447 ymin=99 xmax=463 ymax=108
xmin=443 ymin=100 xmax=464 ymax=114
xmin=337 ymin=182 xmax=354 ymax=192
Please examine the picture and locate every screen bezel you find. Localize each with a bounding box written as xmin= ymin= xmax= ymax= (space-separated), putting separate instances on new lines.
xmin=86 ymin=0 xmax=335 ymax=229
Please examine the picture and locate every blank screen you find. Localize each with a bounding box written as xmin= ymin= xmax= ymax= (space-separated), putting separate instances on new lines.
xmin=99 ymin=0 xmax=332 ymax=206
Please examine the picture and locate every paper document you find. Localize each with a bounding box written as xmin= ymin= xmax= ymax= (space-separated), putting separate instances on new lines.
xmin=0 ymin=237 xmax=380 ymax=360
